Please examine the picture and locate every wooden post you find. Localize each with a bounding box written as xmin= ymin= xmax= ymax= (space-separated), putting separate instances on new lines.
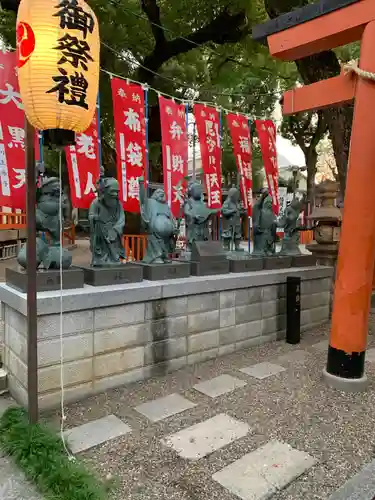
xmin=324 ymin=20 xmax=375 ymax=389
xmin=252 ymin=0 xmax=375 ymax=391
xmin=25 ymin=118 xmax=38 ymax=423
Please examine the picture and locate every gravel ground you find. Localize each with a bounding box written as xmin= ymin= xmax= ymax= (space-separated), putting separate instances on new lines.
xmin=41 ymin=318 xmax=375 ymax=500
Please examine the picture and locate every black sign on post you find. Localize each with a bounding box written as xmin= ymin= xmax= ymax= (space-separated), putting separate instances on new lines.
xmin=286 ymin=276 xmax=301 ymax=345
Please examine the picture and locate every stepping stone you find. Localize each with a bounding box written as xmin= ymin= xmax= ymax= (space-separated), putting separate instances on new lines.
xmin=193 ymin=374 xmax=247 ymax=398
xmin=312 ymin=339 xmax=329 ymax=351
xmin=276 ymin=350 xmax=309 ymax=366
xmin=365 ymin=348 xmax=375 ymax=363
xmin=212 ymin=440 xmax=316 ymax=500
xmin=240 ymin=362 xmax=286 ymax=380
xmin=161 ymin=413 xmax=250 ymax=460
xmin=135 ymin=393 xmax=196 ymax=422
xmin=63 ymin=414 xmax=131 ymax=454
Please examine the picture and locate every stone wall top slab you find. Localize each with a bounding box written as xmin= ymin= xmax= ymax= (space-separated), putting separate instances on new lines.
xmin=0 ymin=266 xmax=333 ymax=316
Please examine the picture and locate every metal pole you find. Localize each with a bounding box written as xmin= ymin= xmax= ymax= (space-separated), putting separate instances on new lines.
xmin=25 ymin=118 xmax=38 ymax=423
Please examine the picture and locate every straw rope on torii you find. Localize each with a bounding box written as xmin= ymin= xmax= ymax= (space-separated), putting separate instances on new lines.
xmin=342 ymin=59 xmax=375 ymax=81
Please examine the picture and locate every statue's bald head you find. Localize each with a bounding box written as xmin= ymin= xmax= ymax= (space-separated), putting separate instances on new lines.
xmin=152 ymin=189 xmax=166 ymax=203
xmin=188 ymin=181 xmax=203 ymax=200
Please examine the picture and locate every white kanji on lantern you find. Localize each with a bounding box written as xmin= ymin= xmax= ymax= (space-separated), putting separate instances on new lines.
xmin=165 ymin=106 xmax=173 ymax=116
xmin=126 ymin=142 xmax=143 ymax=167
xmin=173 ymin=184 xmax=184 ymax=203
xmin=209 ymin=113 xmax=216 ymax=121
xmin=124 ymin=108 xmax=141 ymax=132
xmin=207 ymin=172 xmax=220 ymax=189
xmin=76 ymin=134 xmax=96 ymax=159
xmin=128 ymin=176 xmax=140 ymax=199
xmin=8 ymin=126 xmax=25 ymax=149
xmin=13 ymin=168 xmax=25 ymax=189
xmin=83 ymin=172 xmax=96 ymax=195
xmin=0 ymin=84 xmax=22 ymax=109
xmin=210 ymin=190 xmax=221 ymax=205
xmin=117 ymin=88 xmax=126 ymax=98
xmin=172 ymin=154 xmax=184 ymax=173
xmin=239 ymin=136 xmax=250 ymax=154
xmin=170 ymin=121 xmax=183 ymax=140
xmin=132 ymin=93 xmax=141 ymax=103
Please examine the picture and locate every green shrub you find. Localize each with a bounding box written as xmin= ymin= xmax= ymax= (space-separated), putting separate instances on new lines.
xmin=0 ymin=407 xmax=109 ymax=500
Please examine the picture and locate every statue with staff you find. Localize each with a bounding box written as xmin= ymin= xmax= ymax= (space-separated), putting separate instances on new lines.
xmin=221 ymin=186 xmax=247 ymax=253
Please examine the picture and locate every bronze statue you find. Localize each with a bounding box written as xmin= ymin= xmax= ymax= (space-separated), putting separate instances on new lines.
xmin=88 ymin=177 xmax=126 ymax=267
xmin=17 ymin=177 xmax=72 ymax=269
xmin=252 ymin=191 xmax=277 ymax=256
xmin=138 ymin=176 xmax=178 ymax=263
xmin=222 ymin=187 xmax=245 ymax=252
xmin=184 ymin=180 xmax=220 ymax=251
xmin=278 ymin=197 xmax=302 ymax=255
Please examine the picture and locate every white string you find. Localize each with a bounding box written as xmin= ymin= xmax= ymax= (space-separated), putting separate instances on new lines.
xmin=5 ymin=46 xmax=266 ymax=120
xmin=58 ymin=151 xmax=75 ymax=461
xmin=101 ymin=68 xmax=255 ymax=120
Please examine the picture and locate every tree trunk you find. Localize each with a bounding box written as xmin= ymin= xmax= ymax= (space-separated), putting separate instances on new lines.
xmin=295 ymin=54 xmax=352 ymax=196
xmin=306 ymin=148 xmax=317 ymax=207
xmin=264 ymin=0 xmax=353 ymax=197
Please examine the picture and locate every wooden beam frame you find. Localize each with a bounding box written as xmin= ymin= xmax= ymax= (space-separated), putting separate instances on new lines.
xmin=252 ymin=0 xmax=359 ymax=44
xmin=267 ymin=0 xmax=375 ymax=60
xmin=282 ymin=73 xmax=357 ymax=115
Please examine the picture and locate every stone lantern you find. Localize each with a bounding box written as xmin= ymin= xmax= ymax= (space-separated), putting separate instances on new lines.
xmin=306 ymin=180 xmax=342 ymax=268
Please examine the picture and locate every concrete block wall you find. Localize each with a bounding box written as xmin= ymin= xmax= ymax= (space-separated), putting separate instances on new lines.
xmin=0 ymin=267 xmax=332 ymax=409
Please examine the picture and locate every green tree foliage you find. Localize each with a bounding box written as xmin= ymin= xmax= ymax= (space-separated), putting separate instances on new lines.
xmin=0 ymin=0 xmax=354 ymax=196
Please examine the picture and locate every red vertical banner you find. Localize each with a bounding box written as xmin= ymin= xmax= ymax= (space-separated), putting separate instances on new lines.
xmin=226 ymin=113 xmax=253 ymax=217
xmin=159 ymin=96 xmax=188 ymax=217
xmin=0 ymin=51 xmax=26 ymax=209
xmin=255 ymin=119 xmax=279 ymax=214
xmin=193 ymin=104 xmax=222 ymax=209
xmin=66 ymin=110 xmax=100 ymax=209
xmin=111 ymin=77 xmax=146 ymax=213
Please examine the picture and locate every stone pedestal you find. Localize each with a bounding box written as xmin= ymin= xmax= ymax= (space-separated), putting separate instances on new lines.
xmin=264 ymin=256 xmax=292 ymax=270
xmin=190 ymin=241 xmax=230 ymax=277
xmin=5 ymin=267 xmax=84 ymax=293
xmin=228 ymin=257 xmax=264 ymax=273
xmin=78 ymin=264 xmax=143 ymax=286
xmin=191 ymin=260 xmax=230 ymax=276
xmin=291 ymin=255 xmax=317 ymax=267
xmin=140 ymin=262 xmax=190 ymax=281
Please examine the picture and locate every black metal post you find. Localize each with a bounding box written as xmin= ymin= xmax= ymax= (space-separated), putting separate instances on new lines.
xmin=25 ymin=117 xmax=38 ymax=423
xmin=286 ymin=276 xmax=301 ymax=344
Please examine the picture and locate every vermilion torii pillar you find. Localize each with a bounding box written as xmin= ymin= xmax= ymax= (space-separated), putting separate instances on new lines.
xmin=253 ymin=0 xmax=375 ymax=391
